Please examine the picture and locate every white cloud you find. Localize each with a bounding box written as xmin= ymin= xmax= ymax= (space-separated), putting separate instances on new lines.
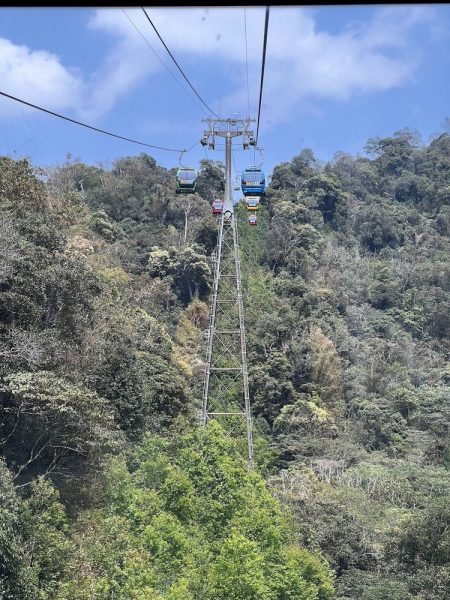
xmin=81 ymin=8 xmax=162 ymax=120
xmin=360 ymin=5 xmax=439 ymax=50
xmin=0 ymin=37 xmax=84 ymax=117
xmin=0 ymin=6 xmax=440 ymax=129
xmin=95 ymin=6 xmax=435 ymax=126
xmin=218 ymin=6 xmax=434 ymax=126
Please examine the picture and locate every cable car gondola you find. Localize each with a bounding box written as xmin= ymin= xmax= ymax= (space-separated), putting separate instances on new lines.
xmin=245 ymin=196 xmax=260 ymax=211
xmin=248 ymin=214 xmax=257 ymax=226
xmin=241 ymin=166 xmax=265 ymax=196
xmin=212 ymin=199 xmax=224 ymax=215
xmin=176 ymin=167 xmax=198 ymax=194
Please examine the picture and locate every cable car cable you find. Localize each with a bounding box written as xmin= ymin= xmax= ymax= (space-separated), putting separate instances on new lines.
xmin=0 ymin=90 xmax=194 ymax=153
xmin=244 ymin=8 xmax=250 ymax=118
xmin=184 ymin=139 xmax=201 ymax=153
xmin=121 ymin=9 xmax=207 ymax=116
xmin=141 ymin=7 xmax=220 ymax=118
xmin=255 ymin=6 xmax=270 ymax=145
xmin=179 ymin=144 xmax=199 ymax=166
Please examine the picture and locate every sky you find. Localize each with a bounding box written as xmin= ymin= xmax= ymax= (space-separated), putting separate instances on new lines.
xmin=0 ymin=5 xmax=450 ymax=188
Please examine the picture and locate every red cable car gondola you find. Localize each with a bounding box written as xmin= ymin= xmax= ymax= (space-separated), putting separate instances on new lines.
xmin=212 ymin=199 xmax=224 ymax=215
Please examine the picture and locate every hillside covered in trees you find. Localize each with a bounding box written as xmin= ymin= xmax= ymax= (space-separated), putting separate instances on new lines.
xmin=1 ymin=129 xmax=449 ymax=599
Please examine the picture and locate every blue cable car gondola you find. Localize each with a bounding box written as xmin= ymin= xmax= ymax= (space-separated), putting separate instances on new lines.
xmin=241 ymin=166 xmax=265 ymax=196
xmin=176 ymin=167 xmax=198 ymax=194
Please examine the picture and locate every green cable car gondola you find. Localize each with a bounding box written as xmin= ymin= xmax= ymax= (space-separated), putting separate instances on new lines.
xmin=176 ymin=167 xmax=198 ymax=194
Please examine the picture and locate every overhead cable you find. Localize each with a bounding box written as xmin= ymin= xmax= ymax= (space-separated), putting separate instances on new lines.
xmin=0 ymin=90 xmax=195 ymax=153
xmin=141 ymin=7 xmax=220 ymax=118
xmin=255 ymin=6 xmax=270 ymax=145
xmin=121 ymin=9 xmax=207 ymax=116
xmin=243 ymin=8 xmax=250 ymax=118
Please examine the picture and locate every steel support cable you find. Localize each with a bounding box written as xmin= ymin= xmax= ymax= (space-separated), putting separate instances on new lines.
xmin=0 ymin=90 xmax=197 ymax=153
xmin=121 ymin=8 xmax=207 ymax=116
xmin=255 ymin=6 xmax=270 ymax=145
xmin=243 ymin=8 xmax=251 ymax=118
xmin=141 ymin=7 xmax=220 ymax=118
xmin=185 ymin=139 xmax=201 ymax=153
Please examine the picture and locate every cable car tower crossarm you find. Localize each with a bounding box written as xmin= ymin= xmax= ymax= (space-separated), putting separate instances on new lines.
xmin=200 ymin=117 xmax=255 ymax=469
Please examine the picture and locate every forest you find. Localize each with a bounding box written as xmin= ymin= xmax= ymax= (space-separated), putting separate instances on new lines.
xmin=1 ymin=128 xmax=449 ymax=599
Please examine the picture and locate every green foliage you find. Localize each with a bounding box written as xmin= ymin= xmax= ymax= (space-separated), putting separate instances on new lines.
xmin=1 ymin=371 xmax=122 ymax=482
xmin=55 ymin=423 xmax=334 ymax=599
xmin=236 ymin=130 xmax=450 ymax=599
xmin=337 ymin=572 xmax=414 ymax=600
xmin=364 ymin=129 xmax=420 ymax=176
xmin=207 ymin=530 xmax=270 ymax=600
xmin=0 ymin=460 xmax=37 ymax=599
xmin=195 ymin=159 xmax=225 ymax=201
xmin=149 ymin=243 xmax=212 ymax=304
xmin=298 ymin=173 xmax=349 ymax=227
xmin=395 ymin=499 xmax=450 ymax=567
xmin=356 ymin=202 xmax=400 ymax=252
xmin=274 ymin=393 xmax=338 ymax=458
xmin=2 ymin=126 xmax=450 ymax=599
xmin=89 ymin=210 xmax=124 ymax=242
xmin=0 ymin=158 xmax=103 ymax=381
xmin=21 ymin=478 xmax=73 ymax=597
xmin=91 ymin=307 xmax=190 ymax=438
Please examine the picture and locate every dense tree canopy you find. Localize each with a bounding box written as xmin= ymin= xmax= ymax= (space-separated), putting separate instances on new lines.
xmin=1 ymin=129 xmax=449 ymax=598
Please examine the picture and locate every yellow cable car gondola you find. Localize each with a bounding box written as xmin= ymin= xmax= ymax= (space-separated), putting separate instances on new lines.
xmin=246 ymin=196 xmax=260 ymax=211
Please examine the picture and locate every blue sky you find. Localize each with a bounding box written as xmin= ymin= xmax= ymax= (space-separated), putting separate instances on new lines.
xmin=0 ymin=5 xmax=449 ymax=188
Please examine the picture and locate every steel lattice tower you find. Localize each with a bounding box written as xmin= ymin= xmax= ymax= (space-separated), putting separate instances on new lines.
xmin=200 ymin=118 xmax=255 ymax=468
